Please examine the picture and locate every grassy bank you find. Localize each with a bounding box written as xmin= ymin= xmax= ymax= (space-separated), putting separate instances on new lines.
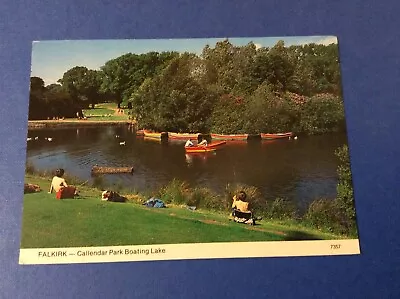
xmin=21 ymin=174 xmax=343 ymax=248
xmin=28 ymin=103 xmax=134 ymax=129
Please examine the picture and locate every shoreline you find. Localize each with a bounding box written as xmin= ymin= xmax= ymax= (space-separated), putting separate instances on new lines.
xmin=23 ymin=173 xmax=345 ymax=242
xmin=28 ymin=119 xmax=136 ymax=129
xmin=23 ymin=170 xmax=355 ymax=239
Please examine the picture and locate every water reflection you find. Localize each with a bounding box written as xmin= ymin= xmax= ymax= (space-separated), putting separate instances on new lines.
xmin=26 ymin=126 xmax=347 ymax=211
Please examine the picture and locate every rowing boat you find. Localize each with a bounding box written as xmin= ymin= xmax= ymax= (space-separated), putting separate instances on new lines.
xmin=185 ymin=147 xmax=216 ymax=153
xmin=184 ymin=141 xmax=226 ymax=153
xmin=143 ymin=131 xmax=167 ymax=139
xmin=168 ymin=132 xmax=199 ymax=140
xmin=206 ymin=141 xmax=227 ymax=148
xmin=260 ymin=132 xmax=293 ymax=140
xmin=211 ymin=133 xmax=249 ymax=141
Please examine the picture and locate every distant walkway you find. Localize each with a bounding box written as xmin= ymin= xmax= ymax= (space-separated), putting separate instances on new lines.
xmin=28 ymin=119 xmax=135 ymax=129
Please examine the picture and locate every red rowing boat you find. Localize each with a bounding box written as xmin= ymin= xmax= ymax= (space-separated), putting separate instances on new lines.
xmin=168 ymin=132 xmax=199 ymax=140
xmin=211 ymin=133 xmax=248 ymax=141
xmin=260 ymin=132 xmax=293 ymax=140
xmin=185 ymin=141 xmax=226 ymax=153
xmin=185 ymin=147 xmax=216 ymax=153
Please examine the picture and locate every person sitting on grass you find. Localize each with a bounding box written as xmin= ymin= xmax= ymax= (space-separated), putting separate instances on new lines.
xmin=231 ymin=190 xmax=261 ymax=225
xmin=48 ymin=168 xmax=78 ymax=198
xmin=232 ymin=191 xmax=251 ymax=213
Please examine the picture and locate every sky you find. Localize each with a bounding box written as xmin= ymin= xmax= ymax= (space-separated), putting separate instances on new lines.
xmin=31 ymin=36 xmax=337 ymax=85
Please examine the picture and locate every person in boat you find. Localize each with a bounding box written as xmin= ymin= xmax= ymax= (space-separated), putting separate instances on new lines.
xmin=48 ymin=168 xmax=77 ymax=198
xmin=198 ymin=138 xmax=208 ymax=146
xmin=185 ymin=139 xmax=194 ymax=147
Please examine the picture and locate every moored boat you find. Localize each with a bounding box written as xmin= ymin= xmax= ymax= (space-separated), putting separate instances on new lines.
xmin=136 ymin=129 xmax=145 ymax=136
xmin=260 ymin=132 xmax=293 ymax=140
xmin=169 ymin=132 xmax=199 ymax=140
xmin=211 ymin=133 xmax=249 ymax=141
xmin=143 ymin=131 xmax=167 ymax=139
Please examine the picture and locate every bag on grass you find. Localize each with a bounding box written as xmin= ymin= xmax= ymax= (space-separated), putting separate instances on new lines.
xmin=56 ymin=186 xmax=76 ymax=199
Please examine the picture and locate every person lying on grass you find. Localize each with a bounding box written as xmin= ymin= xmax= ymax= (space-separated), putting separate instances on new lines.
xmin=48 ymin=168 xmax=78 ymax=197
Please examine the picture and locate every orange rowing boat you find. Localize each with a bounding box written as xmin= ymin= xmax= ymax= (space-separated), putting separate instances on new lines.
xmin=211 ymin=133 xmax=248 ymax=141
xmin=260 ymin=132 xmax=293 ymax=140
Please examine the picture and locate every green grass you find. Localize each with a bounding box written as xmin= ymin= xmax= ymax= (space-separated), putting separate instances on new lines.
xmin=21 ymin=175 xmax=343 ymax=248
xmin=83 ymin=103 xmax=130 ymax=121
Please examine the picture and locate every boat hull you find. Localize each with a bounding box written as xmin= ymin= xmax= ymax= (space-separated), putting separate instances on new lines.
xmin=211 ymin=133 xmax=248 ymax=141
xmin=185 ymin=148 xmax=216 ymax=153
xmin=185 ymin=141 xmax=225 ymax=153
xmin=207 ymin=141 xmax=227 ymax=148
xmin=143 ymin=131 xmax=167 ymax=139
xmin=261 ymin=132 xmax=293 ymax=140
xmin=169 ymin=132 xmax=199 ymax=140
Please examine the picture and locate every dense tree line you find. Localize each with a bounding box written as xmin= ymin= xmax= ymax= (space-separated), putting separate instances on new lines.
xmin=131 ymin=40 xmax=345 ymax=134
xmin=29 ymin=40 xmax=345 ymax=135
xmin=29 ymin=77 xmax=77 ymax=119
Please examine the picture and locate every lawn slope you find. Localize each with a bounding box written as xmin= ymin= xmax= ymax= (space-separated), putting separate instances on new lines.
xmin=21 ymin=175 xmax=342 ymax=248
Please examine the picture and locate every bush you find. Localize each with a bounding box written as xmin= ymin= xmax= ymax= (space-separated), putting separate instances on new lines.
xmin=159 ymin=179 xmax=190 ymax=205
xmin=335 ymin=145 xmax=357 ymax=235
xmin=263 ymin=198 xmax=297 ymax=220
xmin=25 ymin=162 xmax=36 ymax=175
xmin=92 ymin=176 xmax=105 ymax=189
xmin=298 ymin=94 xmax=345 ymax=134
xmin=190 ymin=188 xmax=223 ymax=211
xmin=304 ymin=198 xmax=348 ymax=234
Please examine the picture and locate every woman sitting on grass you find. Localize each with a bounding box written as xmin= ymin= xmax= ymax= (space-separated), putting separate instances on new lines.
xmin=48 ymin=168 xmax=77 ymax=198
xmin=231 ymin=191 xmax=261 ymax=225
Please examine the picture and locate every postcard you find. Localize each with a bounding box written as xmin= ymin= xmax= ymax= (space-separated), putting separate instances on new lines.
xmin=19 ymin=37 xmax=360 ymax=265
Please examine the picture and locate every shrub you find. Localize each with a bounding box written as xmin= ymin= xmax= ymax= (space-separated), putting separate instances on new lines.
xmin=335 ymin=145 xmax=356 ymax=221
xmin=304 ymin=198 xmax=349 ymax=234
xmin=159 ymin=179 xmax=190 ymax=205
xmin=190 ymin=187 xmax=223 ymax=211
xmin=263 ymin=198 xmax=297 ymax=220
xmin=92 ymin=176 xmax=105 ymax=189
xmin=335 ymin=145 xmax=357 ymax=235
xmin=25 ymin=162 xmax=36 ymax=175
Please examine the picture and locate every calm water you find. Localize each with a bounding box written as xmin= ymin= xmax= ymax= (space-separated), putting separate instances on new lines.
xmin=26 ymin=126 xmax=348 ymax=211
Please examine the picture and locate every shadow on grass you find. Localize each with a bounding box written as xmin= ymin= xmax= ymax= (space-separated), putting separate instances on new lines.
xmin=283 ymin=230 xmax=323 ymax=241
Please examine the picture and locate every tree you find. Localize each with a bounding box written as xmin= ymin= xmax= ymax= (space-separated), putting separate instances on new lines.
xmin=131 ymin=54 xmax=217 ymax=132
xmin=101 ymin=51 xmax=179 ymax=108
xmin=335 ymin=145 xmax=356 ymax=226
xmin=59 ymin=67 xmax=103 ymax=109
xmin=29 ymin=77 xmax=47 ymax=119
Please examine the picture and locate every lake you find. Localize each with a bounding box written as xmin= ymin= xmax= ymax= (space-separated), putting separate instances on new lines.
xmin=26 ymin=126 xmax=348 ymax=212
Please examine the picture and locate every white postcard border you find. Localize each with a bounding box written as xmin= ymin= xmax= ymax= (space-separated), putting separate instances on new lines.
xmin=19 ymin=239 xmax=360 ymax=265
